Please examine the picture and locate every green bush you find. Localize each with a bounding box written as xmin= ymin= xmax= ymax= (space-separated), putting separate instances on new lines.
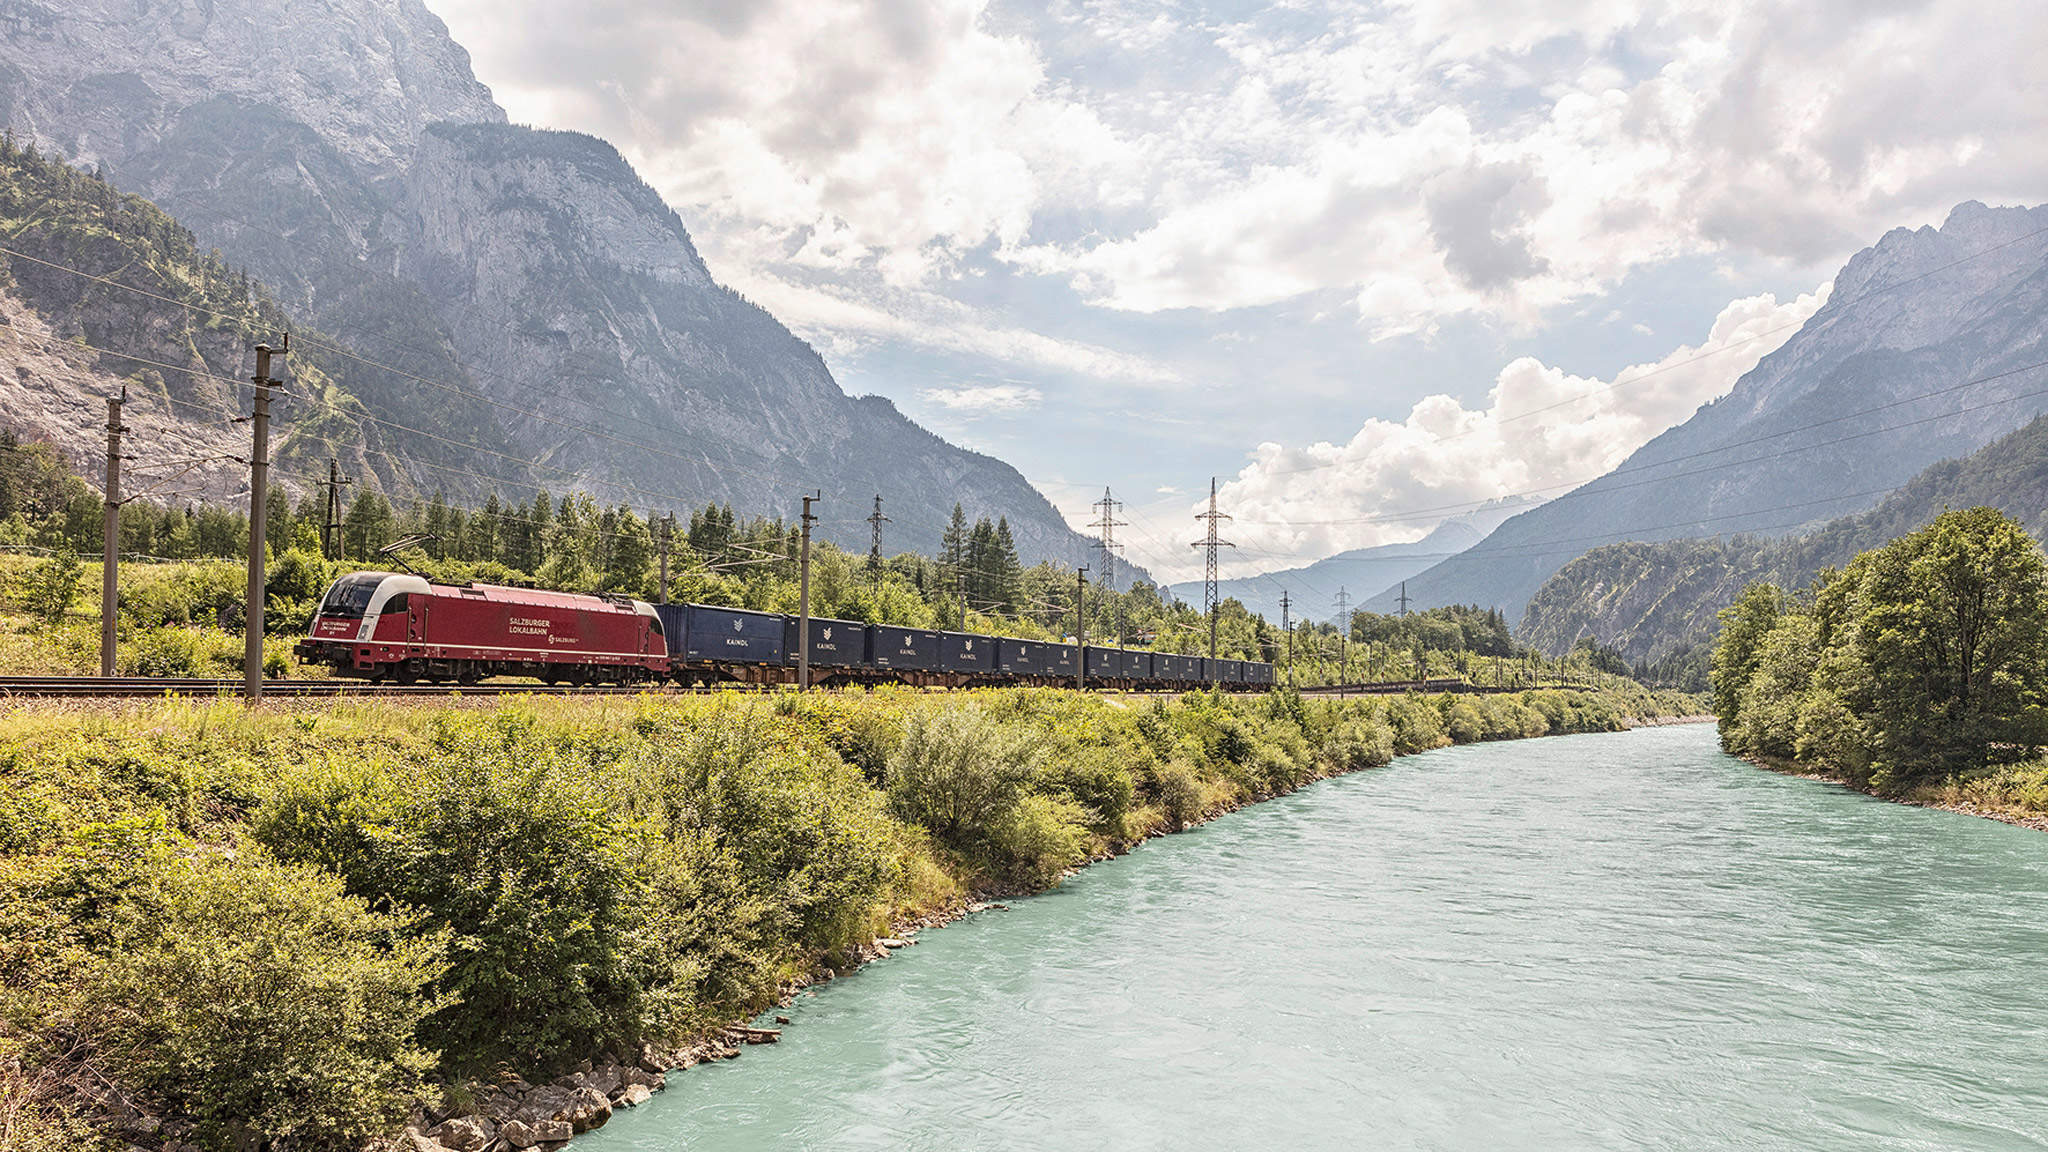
xmin=989 ymin=793 xmax=1090 ymax=887
xmin=91 ymin=852 xmax=446 ymax=1152
xmin=122 ymin=627 xmax=238 ymax=677
xmin=1385 ymin=695 xmax=1449 ymax=754
xmin=1323 ymin=717 xmax=1394 ymax=772
xmin=256 ymin=719 xmax=649 ymax=1073
xmin=1153 ymin=760 xmax=1206 ymax=831
xmin=885 ymin=708 xmax=1036 ymax=857
xmin=18 ymin=553 xmax=82 ymax=626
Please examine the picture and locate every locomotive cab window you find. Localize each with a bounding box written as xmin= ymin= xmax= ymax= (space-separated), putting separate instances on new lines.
xmin=317 ymin=574 xmax=383 ymax=620
xmin=648 ymin=617 xmax=663 ymax=638
xmin=383 ymin=593 xmax=411 ymax=615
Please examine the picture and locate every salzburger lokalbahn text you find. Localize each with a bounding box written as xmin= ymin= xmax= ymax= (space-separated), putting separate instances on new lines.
xmin=296 ymin=571 xmax=1276 ymax=690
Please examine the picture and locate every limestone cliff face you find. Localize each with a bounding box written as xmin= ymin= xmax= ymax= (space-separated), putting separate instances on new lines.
xmin=0 ymin=0 xmax=501 ymax=174
xmin=0 ymin=0 xmax=1097 ymax=563
xmin=1372 ymin=201 xmax=2048 ymax=620
xmin=387 ymin=123 xmax=1087 ymax=560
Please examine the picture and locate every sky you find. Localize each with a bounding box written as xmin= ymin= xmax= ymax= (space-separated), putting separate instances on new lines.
xmin=427 ymin=0 xmax=2046 ymax=583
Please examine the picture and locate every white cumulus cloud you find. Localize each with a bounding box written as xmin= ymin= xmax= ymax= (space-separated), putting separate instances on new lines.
xmin=1129 ymin=282 xmax=1831 ymax=582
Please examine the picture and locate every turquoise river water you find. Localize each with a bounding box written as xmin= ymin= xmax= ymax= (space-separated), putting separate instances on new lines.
xmin=577 ymin=725 xmax=2048 ymax=1150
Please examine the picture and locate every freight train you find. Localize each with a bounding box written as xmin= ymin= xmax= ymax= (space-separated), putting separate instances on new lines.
xmin=296 ymin=571 xmax=1276 ymax=691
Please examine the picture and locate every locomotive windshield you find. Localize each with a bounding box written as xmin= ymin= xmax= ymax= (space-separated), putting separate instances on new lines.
xmin=317 ymin=574 xmax=384 ymax=620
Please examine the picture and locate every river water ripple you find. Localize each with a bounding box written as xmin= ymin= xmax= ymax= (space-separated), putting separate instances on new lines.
xmin=577 ymin=725 xmax=2048 ymax=1151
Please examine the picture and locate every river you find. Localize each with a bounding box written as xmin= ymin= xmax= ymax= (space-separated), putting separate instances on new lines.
xmin=577 ymin=725 xmax=2048 ymax=1150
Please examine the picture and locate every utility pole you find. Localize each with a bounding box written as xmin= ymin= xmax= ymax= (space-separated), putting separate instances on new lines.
xmin=797 ymin=491 xmax=818 ymax=691
xmin=319 ymin=457 xmax=355 ymax=562
xmin=865 ymin=495 xmax=889 ymax=580
xmin=1190 ymin=477 xmax=1233 ymax=688
xmin=100 ymin=389 xmax=127 ymax=677
xmin=655 ymin=512 xmax=676 ymax=603
xmin=1075 ymin=565 xmax=1088 ymax=691
xmin=1334 ymin=587 xmax=1351 ymax=698
xmin=1279 ymin=589 xmax=1292 ymax=688
xmin=244 ymin=339 xmax=286 ymax=704
xmin=1397 ymin=580 xmax=1411 ymax=616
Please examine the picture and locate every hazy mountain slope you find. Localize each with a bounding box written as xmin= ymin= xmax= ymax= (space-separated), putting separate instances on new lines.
xmin=1364 ymin=201 xmax=2048 ymax=617
xmin=1520 ymin=414 xmax=2048 ymax=661
xmin=0 ymin=0 xmax=1099 ymax=563
xmin=0 ymin=139 xmax=438 ymax=503
xmin=1171 ymin=498 xmax=1539 ymax=622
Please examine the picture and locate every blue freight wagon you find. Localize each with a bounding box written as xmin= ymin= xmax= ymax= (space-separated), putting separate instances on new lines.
xmin=940 ymin=632 xmax=994 ymax=676
xmin=997 ymin=638 xmax=1050 ymax=677
xmin=784 ymin=616 xmax=865 ymax=669
xmin=1123 ymin=649 xmax=1151 ymax=681
xmin=657 ymin=603 xmax=786 ymax=666
xmin=1046 ymin=643 xmax=1078 ymax=679
xmin=1084 ymin=647 xmax=1123 ymax=681
xmin=870 ymin=625 xmax=943 ymax=672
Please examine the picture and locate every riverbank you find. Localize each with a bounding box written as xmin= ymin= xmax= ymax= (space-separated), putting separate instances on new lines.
xmin=1739 ymin=750 xmax=2048 ymax=834
xmin=0 ymin=683 xmax=1700 ymax=1152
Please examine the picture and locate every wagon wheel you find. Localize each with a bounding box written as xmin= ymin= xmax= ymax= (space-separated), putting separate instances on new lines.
xmin=394 ymin=661 xmax=418 ymax=686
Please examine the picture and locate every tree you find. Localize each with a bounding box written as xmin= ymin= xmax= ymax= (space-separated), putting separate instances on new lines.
xmin=1849 ymin=508 xmax=2048 ymax=785
xmin=1711 ymin=583 xmax=1784 ymax=740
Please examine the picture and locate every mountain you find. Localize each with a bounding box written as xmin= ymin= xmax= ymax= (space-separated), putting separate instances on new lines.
xmin=1363 ymin=201 xmax=2048 ymax=618
xmin=0 ymin=0 xmax=1098 ymax=564
xmin=1171 ymin=497 xmax=1540 ymax=622
xmin=1519 ymin=414 xmax=2048 ymax=662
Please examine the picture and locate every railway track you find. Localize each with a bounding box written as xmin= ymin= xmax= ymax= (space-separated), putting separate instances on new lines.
xmin=0 ymin=676 xmax=687 ymax=699
xmin=1298 ymin=682 xmax=1598 ymax=696
xmin=0 ymin=676 xmax=1591 ymax=700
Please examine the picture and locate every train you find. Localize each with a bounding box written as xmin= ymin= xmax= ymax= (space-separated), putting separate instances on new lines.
xmin=295 ymin=570 xmax=1277 ymax=691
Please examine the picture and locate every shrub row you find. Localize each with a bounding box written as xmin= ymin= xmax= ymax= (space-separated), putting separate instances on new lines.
xmin=0 ymin=685 xmax=1695 ymax=1150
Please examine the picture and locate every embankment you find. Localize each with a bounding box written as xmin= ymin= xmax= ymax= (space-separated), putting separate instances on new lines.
xmin=0 ymin=682 xmax=1701 ymax=1152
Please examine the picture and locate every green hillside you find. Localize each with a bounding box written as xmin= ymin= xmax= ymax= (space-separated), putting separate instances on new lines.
xmin=0 ymin=134 xmax=509 ymax=499
xmin=1521 ymin=414 xmax=2048 ymax=664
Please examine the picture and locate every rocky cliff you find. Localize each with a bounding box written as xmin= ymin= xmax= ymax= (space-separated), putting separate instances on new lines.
xmin=0 ymin=0 xmax=1097 ymax=563
xmin=1366 ymin=200 xmax=2048 ymax=619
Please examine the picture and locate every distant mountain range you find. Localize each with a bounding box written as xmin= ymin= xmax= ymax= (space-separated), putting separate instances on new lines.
xmin=1168 ymin=497 xmax=1541 ymax=621
xmin=1363 ymin=200 xmax=2048 ymax=618
xmin=0 ymin=0 xmax=1100 ymax=565
xmin=1520 ymin=413 xmax=2048 ymax=662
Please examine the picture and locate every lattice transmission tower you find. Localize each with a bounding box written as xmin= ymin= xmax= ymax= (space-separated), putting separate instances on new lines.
xmin=1191 ymin=477 xmax=1234 ymax=675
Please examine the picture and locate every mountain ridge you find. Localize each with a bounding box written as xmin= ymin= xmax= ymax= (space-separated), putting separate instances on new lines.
xmin=0 ymin=0 xmax=1102 ymax=565
xmin=1519 ymin=413 xmax=2048 ymax=662
xmin=1362 ymin=200 xmax=2048 ymax=619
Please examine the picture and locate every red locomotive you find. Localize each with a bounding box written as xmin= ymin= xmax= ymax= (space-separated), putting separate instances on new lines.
xmin=297 ymin=571 xmax=667 ymax=685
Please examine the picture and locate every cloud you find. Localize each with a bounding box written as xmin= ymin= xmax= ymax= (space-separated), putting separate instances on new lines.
xmin=432 ymin=0 xmax=2048 ymax=339
xmin=1128 ymin=282 xmax=1830 ymax=582
xmin=919 ymin=383 xmax=1045 ymax=413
